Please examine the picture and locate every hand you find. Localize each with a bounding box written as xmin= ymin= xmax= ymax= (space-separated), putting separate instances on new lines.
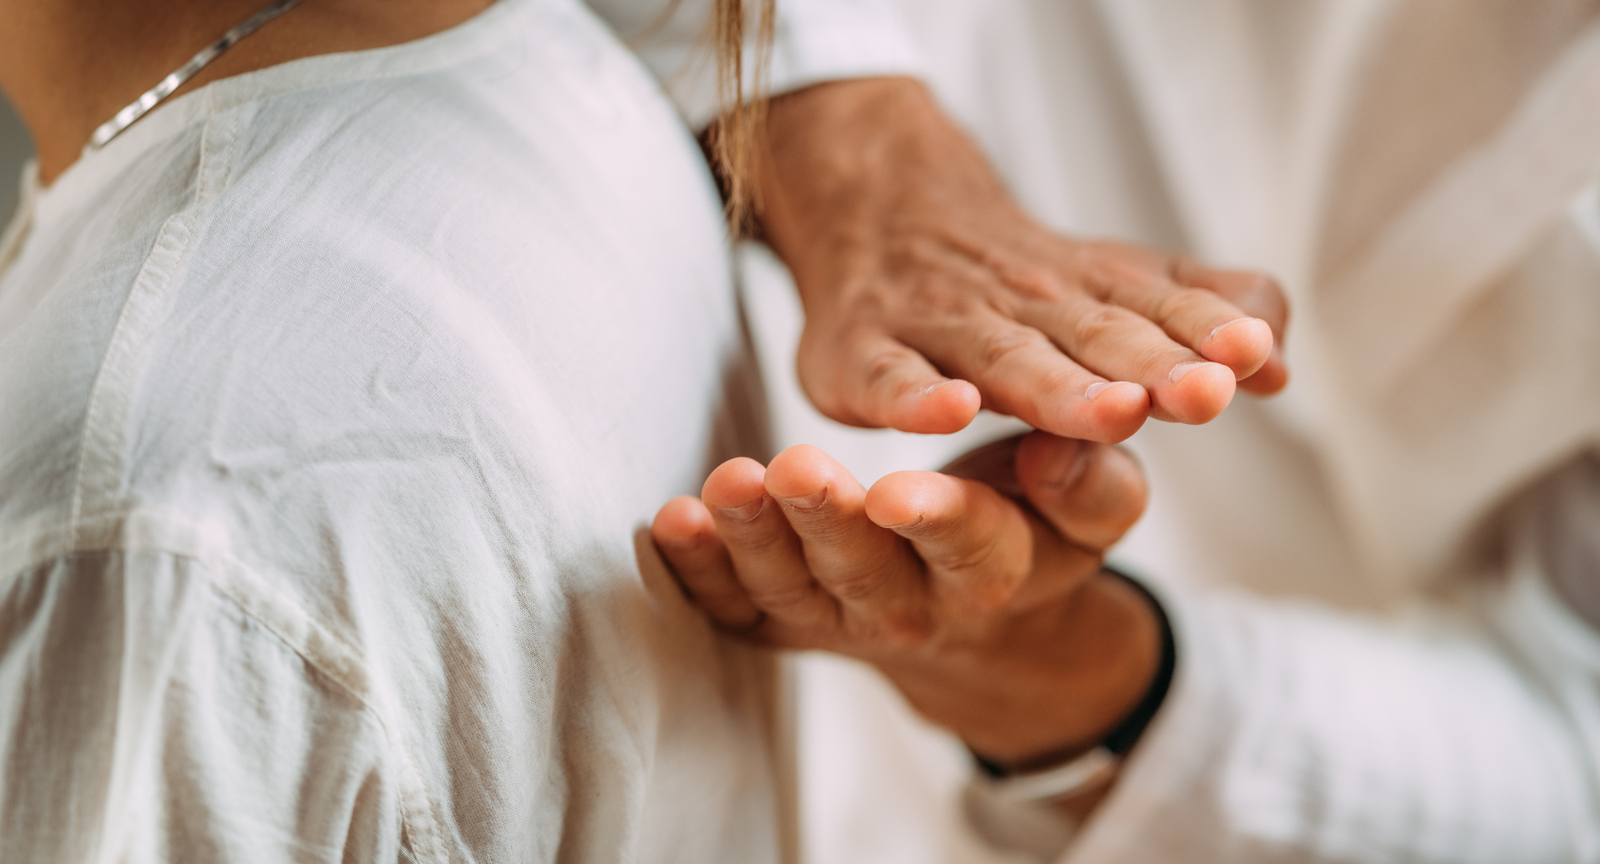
xmin=755 ymin=78 xmax=1289 ymax=443
xmin=651 ymin=434 xmax=1162 ymax=769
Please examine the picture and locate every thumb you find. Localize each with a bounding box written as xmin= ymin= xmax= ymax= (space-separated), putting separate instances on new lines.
xmin=1014 ymin=432 xmax=1147 ymax=552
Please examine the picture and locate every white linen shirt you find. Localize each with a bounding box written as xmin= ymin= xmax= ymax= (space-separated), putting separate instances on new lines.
xmin=0 ymin=0 xmax=916 ymax=859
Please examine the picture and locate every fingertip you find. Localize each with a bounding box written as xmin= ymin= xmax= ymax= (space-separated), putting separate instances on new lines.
xmin=1238 ymin=349 xmax=1290 ymax=395
xmin=864 ymin=470 xmax=958 ymax=531
xmin=890 ymin=379 xmax=981 ymax=434
xmin=1042 ymin=381 xmax=1148 ymax=443
xmin=1084 ymin=381 xmax=1151 ymax=442
xmin=1200 ymin=317 xmax=1274 ymax=379
xmin=765 ymin=444 xmax=855 ymax=503
xmin=1160 ymin=361 xmax=1236 ymax=424
xmin=652 ymin=496 xmax=715 ymax=548
xmin=702 ymin=457 xmax=768 ymax=510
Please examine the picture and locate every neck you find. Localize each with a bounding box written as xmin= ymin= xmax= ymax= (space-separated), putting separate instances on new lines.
xmin=0 ymin=0 xmax=493 ymax=185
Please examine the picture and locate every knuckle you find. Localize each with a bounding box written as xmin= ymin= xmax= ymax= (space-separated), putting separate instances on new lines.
xmin=862 ymin=352 xmax=918 ymax=400
xmin=1033 ymin=366 xmax=1084 ymax=402
xmin=1133 ymin=344 xmax=1183 ymax=382
xmin=1151 ymin=287 xmax=1214 ymax=324
xmin=937 ymin=544 xmax=987 ymax=577
xmin=993 ymin=263 xmax=1059 ymax=305
xmin=972 ymin=326 xmax=1041 ymax=373
xmin=1070 ymin=303 xmax=1131 ymax=348
xmin=933 ymin=529 xmax=1031 ymax=613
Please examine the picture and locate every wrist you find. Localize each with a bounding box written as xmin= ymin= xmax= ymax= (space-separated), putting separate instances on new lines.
xmin=755 ymin=77 xmax=1019 ymax=296
xmin=971 ymin=569 xmax=1169 ymax=771
xmin=967 ymin=569 xmax=1176 ymax=817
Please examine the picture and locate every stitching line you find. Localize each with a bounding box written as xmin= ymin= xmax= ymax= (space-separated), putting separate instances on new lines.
xmin=50 ymin=99 xmax=452 ymax=861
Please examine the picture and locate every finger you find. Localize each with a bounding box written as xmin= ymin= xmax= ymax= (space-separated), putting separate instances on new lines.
xmin=798 ymin=326 xmax=982 ymax=434
xmin=936 ymin=433 xmax=1133 ymax=606
xmin=1171 ymin=258 xmax=1289 ymax=341
xmin=1229 ymin=336 xmax=1289 ymax=395
xmin=1014 ymin=293 xmax=1237 ymax=425
xmin=863 ymin=471 xmax=1037 ymax=617
xmin=701 ymin=457 xmax=843 ymax=635
xmin=1014 ymin=431 xmax=1147 ymax=552
xmin=1085 ymin=252 xmax=1274 ymax=383
xmin=1171 ymin=259 xmax=1290 ymax=395
xmin=765 ymin=445 xmax=932 ymax=642
xmin=909 ymin=309 xmax=1150 ymax=443
xmin=652 ymin=496 xmax=764 ymax=630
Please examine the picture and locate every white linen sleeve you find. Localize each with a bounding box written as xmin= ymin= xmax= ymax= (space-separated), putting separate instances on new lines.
xmin=583 ymin=0 xmax=926 ymax=128
xmin=0 ymin=550 xmax=400 ymax=863
xmin=1033 ymin=568 xmax=1600 ymax=864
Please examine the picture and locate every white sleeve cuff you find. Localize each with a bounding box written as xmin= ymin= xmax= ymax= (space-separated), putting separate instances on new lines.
xmin=1062 ymin=580 xmax=1600 ymax=863
xmin=958 ymin=579 xmax=1233 ymax=863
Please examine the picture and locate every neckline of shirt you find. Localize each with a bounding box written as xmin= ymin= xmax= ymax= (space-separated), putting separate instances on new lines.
xmin=30 ymin=0 xmax=535 ymax=232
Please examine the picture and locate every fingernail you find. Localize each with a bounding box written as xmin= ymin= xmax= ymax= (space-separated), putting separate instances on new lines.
xmin=1084 ymin=381 xmax=1115 ymax=401
xmin=1205 ymin=317 xmax=1253 ymax=345
xmin=777 ymin=488 xmax=828 ymax=510
xmin=1040 ymin=438 xmax=1088 ymax=489
xmin=717 ymin=499 xmax=764 ymax=522
xmin=1169 ymin=361 xmax=1206 ymax=383
xmin=921 ymin=380 xmax=952 ymax=396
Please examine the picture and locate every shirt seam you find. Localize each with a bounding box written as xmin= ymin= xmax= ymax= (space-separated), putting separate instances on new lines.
xmin=198 ymin=534 xmax=453 ymax=864
xmin=48 ymin=98 xmax=453 ymax=861
xmin=64 ymin=106 xmax=236 ymax=548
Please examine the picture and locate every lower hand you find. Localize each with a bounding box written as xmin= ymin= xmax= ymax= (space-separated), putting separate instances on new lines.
xmin=651 ymin=434 xmax=1162 ymax=768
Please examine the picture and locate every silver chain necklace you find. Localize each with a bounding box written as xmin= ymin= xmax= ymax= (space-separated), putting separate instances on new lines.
xmin=88 ymin=0 xmax=308 ymax=150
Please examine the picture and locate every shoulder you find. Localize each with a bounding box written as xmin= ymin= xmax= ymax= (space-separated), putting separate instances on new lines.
xmin=0 ymin=18 xmax=738 ymax=599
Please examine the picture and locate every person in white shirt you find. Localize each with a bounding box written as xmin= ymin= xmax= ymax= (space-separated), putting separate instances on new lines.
xmin=0 ymin=0 xmax=1289 ymax=861
xmin=677 ymin=2 xmax=1600 ymax=862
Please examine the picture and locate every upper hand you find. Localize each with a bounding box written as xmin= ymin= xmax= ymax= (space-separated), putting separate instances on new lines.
xmin=755 ymin=78 xmax=1289 ymax=443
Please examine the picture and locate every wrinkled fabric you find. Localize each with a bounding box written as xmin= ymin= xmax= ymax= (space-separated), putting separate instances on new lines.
xmin=1067 ymin=561 xmax=1600 ymax=863
xmin=0 ymin=0 xmax=933 ymax=857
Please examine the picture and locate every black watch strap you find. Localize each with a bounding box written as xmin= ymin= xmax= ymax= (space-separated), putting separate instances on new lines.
xmin=1099 ymin=567 xmax=1177 ymax=756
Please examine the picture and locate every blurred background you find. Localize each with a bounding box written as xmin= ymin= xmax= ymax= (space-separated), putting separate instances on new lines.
xmin=0 ymin=95 xmax=30 ymax=221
